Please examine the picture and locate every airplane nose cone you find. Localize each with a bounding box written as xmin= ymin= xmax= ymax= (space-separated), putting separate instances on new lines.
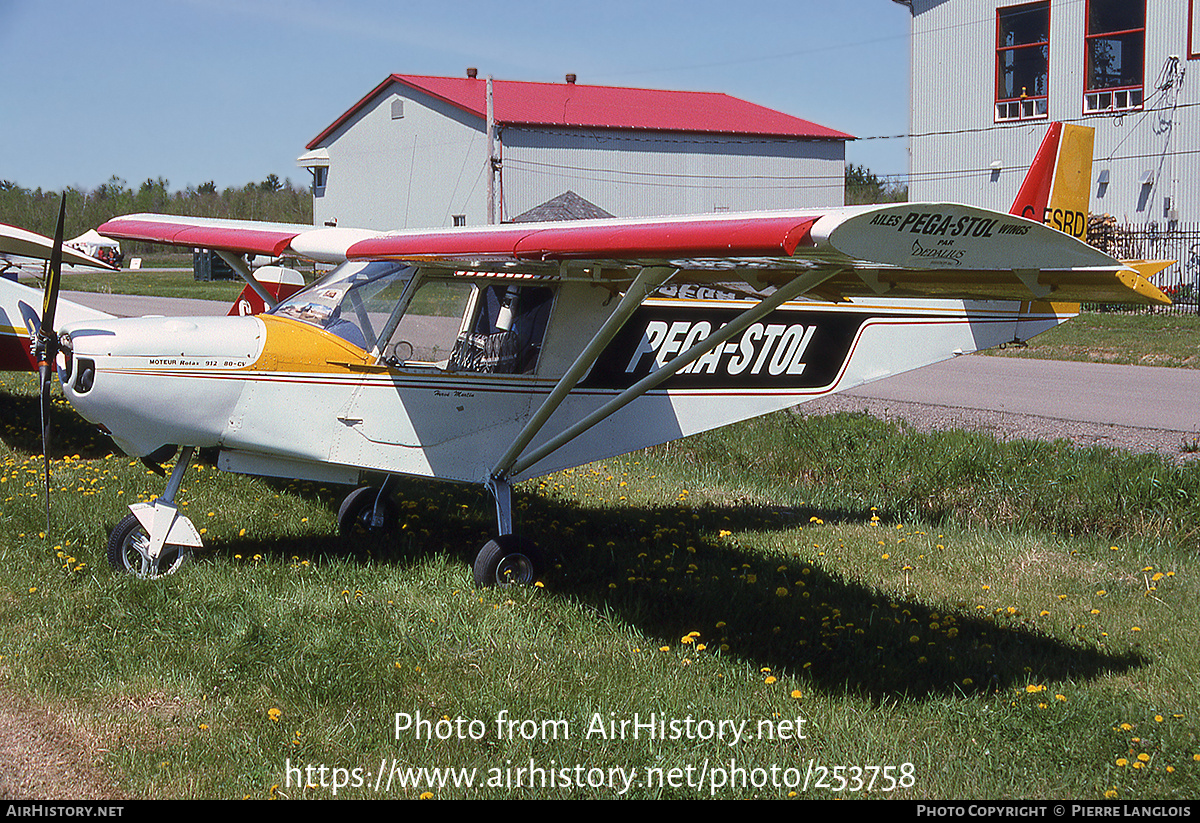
xmin=59 ymin=316 xmax=266 ymax=456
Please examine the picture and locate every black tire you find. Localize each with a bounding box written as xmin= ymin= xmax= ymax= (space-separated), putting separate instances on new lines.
xmin=473 ymin=534 xmax=543 ymax=588
xmin=337 ymin=486 xmax=398 ymax=536
xmin=106 ymin=513 xmax=190 ymax=578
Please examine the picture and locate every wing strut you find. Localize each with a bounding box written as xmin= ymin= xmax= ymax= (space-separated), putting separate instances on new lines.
xmin=494 ymin=265 xmax=841 ymax=482
xmin=215 ymin=250 xmax=280 ymax=312
xmin=489 ymin=266 xmax=678 ymax=482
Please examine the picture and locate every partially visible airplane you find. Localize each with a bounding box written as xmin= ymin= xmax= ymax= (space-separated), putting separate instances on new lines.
xmin=20 ymin=124 xmax=1172 ymax=584
xmin=0 ymin=221 xmax=116 ymax=371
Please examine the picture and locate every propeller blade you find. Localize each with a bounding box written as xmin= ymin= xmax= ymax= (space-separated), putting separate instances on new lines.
xmin=37 ymin=192 xmax=67 ymax=534
xmin=42 ymin=193 xmax=66 ymax=336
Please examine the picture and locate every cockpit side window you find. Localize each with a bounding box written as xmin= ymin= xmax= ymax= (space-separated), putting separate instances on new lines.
xmin=381 ymin=279 xmax=475 ymax=366
xmin=448 ymin=284 xmax=554 ymax=374
xmin=379 ymin=279 xmax=554 ymax=375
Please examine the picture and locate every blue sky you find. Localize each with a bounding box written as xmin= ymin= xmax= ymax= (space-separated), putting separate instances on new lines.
xmin=1 ymin=0 xmax=913 ymax=194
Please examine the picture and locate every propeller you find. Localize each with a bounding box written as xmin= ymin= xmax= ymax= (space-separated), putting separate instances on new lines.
xmin=35 ymin=193 xmax=66 ymax=534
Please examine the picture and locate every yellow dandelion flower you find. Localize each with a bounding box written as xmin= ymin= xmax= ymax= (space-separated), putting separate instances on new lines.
xmin=268 ymin=707 xmax=281 ymax=722
xmin=791 ymin=690 xmax=802 ymax=699
xmin=764 ymin=676 xmax=777 ymax=685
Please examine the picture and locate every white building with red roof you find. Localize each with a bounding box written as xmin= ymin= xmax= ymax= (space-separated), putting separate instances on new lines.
xmin=297 ymin=71 xmax=853 ymax=231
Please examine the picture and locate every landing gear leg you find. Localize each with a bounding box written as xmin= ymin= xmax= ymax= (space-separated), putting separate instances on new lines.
xmin=473 ymin=477 xmax=543 ymax=587
xmin=107 ymin=446 xmax=202 ymax=578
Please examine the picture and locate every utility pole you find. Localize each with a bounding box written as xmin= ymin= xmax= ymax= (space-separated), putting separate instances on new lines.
xmin=486 ymin=75 xmax=499 ymax=225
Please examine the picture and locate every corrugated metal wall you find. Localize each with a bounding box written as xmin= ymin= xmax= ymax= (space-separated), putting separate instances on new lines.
xmin=307 ymin=83 xmax=846 ymax=230
xmin=500 ymin=127 xmax=844 ymax=221
xmin=908 ymin=0 xmax=1198 ymax=227
xmin=309 ymin=87 xmax=492 ymax=231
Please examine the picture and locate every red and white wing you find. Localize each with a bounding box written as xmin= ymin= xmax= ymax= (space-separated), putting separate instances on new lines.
xmin=99 ymin=205 xmax=1169 ymax=305
xmin=348 ymin=205 xmax=1168 ymax=305
xmin=97 ymin=214 xmax=381 ymax=265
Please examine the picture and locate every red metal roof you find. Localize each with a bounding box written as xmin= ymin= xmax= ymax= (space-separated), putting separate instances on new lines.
xmin=308 ymin=74 xmax=853 ymax=149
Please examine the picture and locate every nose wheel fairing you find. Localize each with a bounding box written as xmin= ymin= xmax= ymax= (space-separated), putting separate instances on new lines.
xmin=105 ymin=447 xmax=203 ymax=578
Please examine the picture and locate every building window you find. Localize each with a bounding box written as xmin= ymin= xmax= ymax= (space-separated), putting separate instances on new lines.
xmin=452 ymin=215 xmax=467 ymax=227
xmin=310 ymin=166 xmax=328 ymax=197
xmin=1084 ymin=0 xmax=1145 ymax=113
xmin=996 ymin=2 xmax=1050 ymax=122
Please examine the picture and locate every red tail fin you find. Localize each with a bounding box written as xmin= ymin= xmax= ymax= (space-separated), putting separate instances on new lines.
xmin=1010 ymin=122 xmax=1094 ymax=241
xmin=228 ymin=266 xmax=306 ymax=316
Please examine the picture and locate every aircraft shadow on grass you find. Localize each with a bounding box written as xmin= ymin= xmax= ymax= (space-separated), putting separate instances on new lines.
xmin=0 ymin=387 xmax=1146 ymax=702
xmin=179 ymin=472 xmax=1150 ymax=703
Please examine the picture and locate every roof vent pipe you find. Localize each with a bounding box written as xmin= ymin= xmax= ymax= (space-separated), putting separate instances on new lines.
xmin=467 ymin=67 xmax=478 ymax=79
xmin=565 ymin=74 xmax=576 ymax=84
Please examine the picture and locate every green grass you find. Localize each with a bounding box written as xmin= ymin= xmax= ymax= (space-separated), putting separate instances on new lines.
xmin=1 ymin=373 xmax=1198 ymax=799
xmin=983 ymin=311 xmax=1200 ymax=368
xmin=29 ymin=253 xmax=318 ymax=304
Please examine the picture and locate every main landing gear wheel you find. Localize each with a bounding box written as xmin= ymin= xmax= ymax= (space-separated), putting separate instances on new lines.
xmin=338 ymin=486 xmax=398 ymax=536
xmin=106 ymin=513 xmax=190 ymax=579
xmin=473 ymin=535 xmax=543 ymax=588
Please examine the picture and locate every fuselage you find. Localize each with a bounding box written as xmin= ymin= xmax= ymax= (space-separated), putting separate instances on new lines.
xmin=58 ymin=269 xmax=1076 ymax=486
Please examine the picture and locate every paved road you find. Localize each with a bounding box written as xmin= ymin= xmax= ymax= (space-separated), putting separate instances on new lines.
xmin=63 ymin=291 xmax=229 ymax=318
xmin=836 ymin=355 xmax=1200 ymax=433
xmin=801 ymin=354 xmax=1200 ymax=457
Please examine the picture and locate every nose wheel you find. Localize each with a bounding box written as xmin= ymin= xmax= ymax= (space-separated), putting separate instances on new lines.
xmin=107 ymin=512 xmax=191 ymax=578
xmin=105 ymin=447 xmax=201 ymax=578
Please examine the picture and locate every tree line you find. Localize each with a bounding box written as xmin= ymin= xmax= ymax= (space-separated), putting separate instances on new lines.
xmin=0 ymin=175 xmax=313 ymax=252
xmin=845 ymin=164 xmax=907 ymax=206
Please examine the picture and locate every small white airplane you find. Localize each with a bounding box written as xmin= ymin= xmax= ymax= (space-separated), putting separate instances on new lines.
xmin=24 ymin=124 xmax=1172 ymax=583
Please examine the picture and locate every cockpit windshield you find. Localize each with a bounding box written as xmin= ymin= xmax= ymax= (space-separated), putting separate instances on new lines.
xmin=270 ymin=260 xmax=414 ymax=351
